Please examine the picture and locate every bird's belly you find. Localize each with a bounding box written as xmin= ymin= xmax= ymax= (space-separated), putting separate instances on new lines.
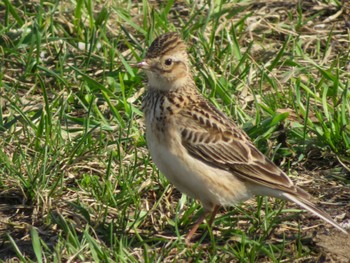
xmin=146 ymin=127 xmax=252 ymax=209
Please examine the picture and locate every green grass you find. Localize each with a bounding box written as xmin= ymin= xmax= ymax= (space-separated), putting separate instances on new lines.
xmin=1 ymin=0 xmax=349 ymax=262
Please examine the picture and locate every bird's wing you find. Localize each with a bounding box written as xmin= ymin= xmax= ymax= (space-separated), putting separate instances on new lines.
xmin=179 ymin=99 xmax=304 ymax=197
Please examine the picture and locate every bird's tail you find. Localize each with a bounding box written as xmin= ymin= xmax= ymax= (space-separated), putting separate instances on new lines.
xmin=282 ymin=190 xmax=348 ymax=234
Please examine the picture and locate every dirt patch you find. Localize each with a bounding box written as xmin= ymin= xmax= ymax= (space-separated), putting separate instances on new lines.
xmin=316 ymin=232 xmax=350 ymax=262
xmin=0 ymin=189 xmax=35 ymax=260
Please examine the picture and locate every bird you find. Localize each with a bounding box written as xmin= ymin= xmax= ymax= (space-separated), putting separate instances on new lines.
xmin=132 ymin=32 xmax=348 ymax=243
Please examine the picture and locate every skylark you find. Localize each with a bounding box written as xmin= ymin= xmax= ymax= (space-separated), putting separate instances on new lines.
xmin=133 ymin=32 xmax=348 ymax=242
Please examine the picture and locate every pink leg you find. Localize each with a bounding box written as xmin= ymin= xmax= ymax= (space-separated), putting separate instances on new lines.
xmin=185 ymin=211 xmax=209 ymax=244
xmin=208 ymin=205 xmax=220 ymax=226
xmin=185 ymin=205 xmax=220 ymax=244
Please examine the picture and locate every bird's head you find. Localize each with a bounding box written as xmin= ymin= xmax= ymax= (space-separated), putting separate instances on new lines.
xmin=134 ymin=32 xmax=191 ymax=91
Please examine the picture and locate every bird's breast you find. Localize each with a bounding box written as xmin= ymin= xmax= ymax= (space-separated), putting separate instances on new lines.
xmin=143 ymin=107 xmax=252 ymax=209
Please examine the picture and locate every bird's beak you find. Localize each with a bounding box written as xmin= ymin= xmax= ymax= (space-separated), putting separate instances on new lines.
xmin=131 ymin=61 xmax=150 ymax=70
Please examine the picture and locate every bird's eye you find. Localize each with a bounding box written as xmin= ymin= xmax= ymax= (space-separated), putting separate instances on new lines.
xmin=164 ymin=58 xmax=173 ymax=66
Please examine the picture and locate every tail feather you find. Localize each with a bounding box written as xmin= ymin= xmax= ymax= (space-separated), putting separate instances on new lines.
xmin=283 ymin=192 xmax=348 ymax=234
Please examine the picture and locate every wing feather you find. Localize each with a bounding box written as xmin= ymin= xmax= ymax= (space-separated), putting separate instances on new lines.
xmin=179 ymin=99 xmax=298 ymax=195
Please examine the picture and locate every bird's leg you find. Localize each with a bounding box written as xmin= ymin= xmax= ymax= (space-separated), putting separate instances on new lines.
xmin=185 ymin=205 xmax=220 ymax=244
xmin=208 ymin=205 xmax=220 ymax=227
xmin=185 ymin=211 xmax=209 ymax=244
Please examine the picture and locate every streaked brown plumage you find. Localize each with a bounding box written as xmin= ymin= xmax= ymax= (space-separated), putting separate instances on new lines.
xmin=134 ymin=32 xmax=348 ymax=243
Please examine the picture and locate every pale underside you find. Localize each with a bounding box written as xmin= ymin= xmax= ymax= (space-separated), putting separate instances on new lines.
xmin=145 ymin=116 xmax=253 ymax=211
